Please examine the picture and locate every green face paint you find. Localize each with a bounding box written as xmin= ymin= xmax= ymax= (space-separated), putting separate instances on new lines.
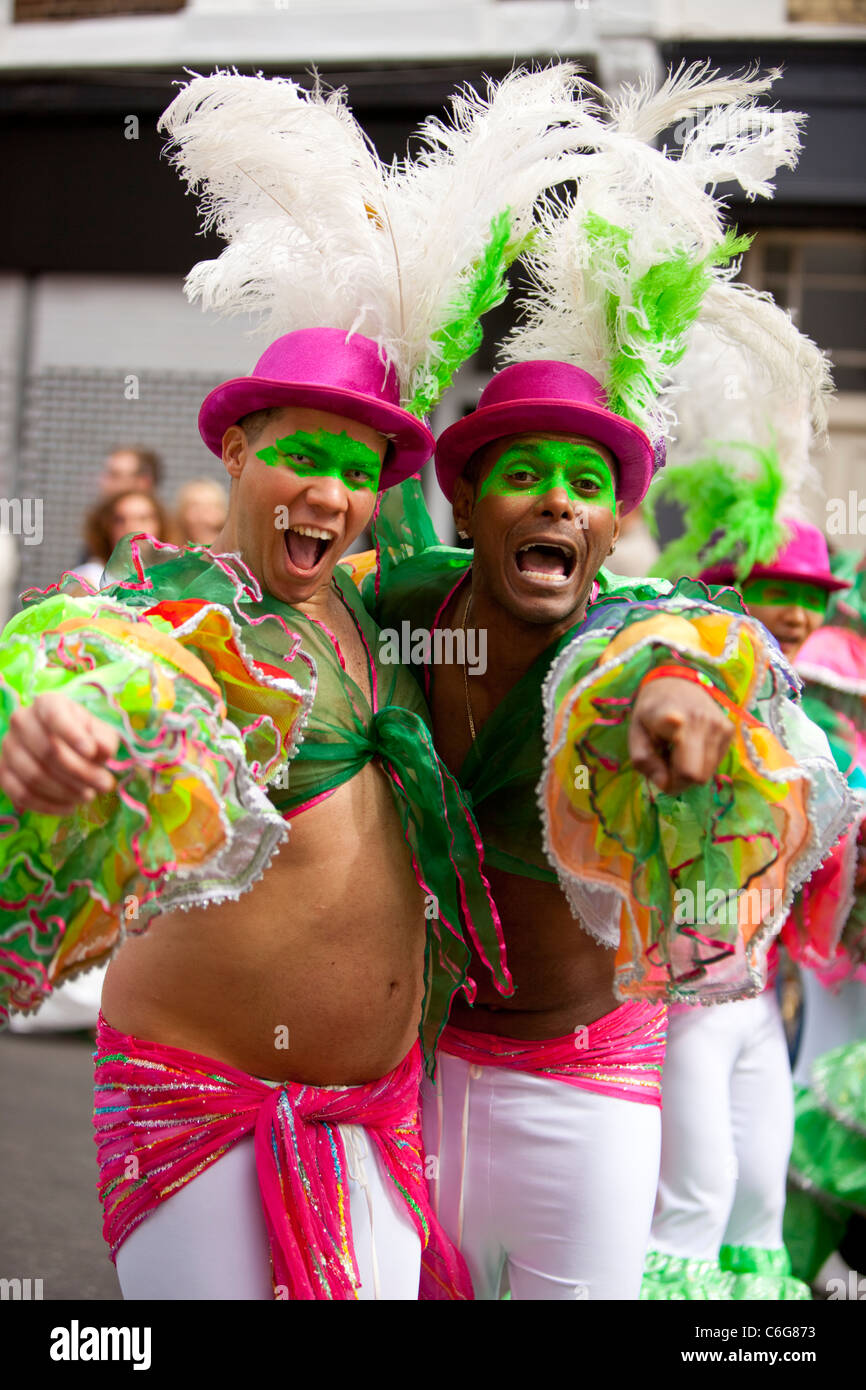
xmin=477 ymin=439 xmax=617 ymax=514
xmin=741 ymin=577 xmax=828 ymax=616
xmin=256 ymin=429 xmax=383 ymax=492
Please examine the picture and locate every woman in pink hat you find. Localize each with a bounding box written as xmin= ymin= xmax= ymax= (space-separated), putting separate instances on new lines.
xmin=365 ymin=69 xmax=852 ymax=1299
xmin=642 ymin=383 xmax=860 ymax=1296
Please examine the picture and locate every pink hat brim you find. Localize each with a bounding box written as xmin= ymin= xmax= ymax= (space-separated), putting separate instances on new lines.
xmin=435 ymin=399 xmax=654 ymax=513
xmin=199 ymin=378 xmax=433 ymax=490
xmin=699 ymin=562 xmax=850 ymax=593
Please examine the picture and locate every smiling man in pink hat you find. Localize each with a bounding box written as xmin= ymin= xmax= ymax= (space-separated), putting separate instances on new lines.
xmin=0 ymin=54 xmax=592 ymax=1298
xmin=372 ymin=360 xmax=852 ymax=1299
xmin=375 ymin=360 xmax=754 ymax=1298
xmin=366 ymin=68 xmax=854 ymax=1298
xmin=0 ymin=324 xmax=512 ymax=1300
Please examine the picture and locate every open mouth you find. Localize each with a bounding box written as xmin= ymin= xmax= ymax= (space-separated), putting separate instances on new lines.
xmin=284 ymin=524 xmax=336 ymax=576
xmin=514 ymin=542 xmax=576 ymax=586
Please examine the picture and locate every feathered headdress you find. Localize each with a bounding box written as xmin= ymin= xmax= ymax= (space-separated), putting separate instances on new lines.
xmin=158 ymin=66 xmax=594 ymax=420
xmin=649 ymin=315 xmax=833 ymax=584
xmin=499 ymin=63 xmax=827 ymax=458
xmin=650 ymin=438 xmax=791 ymax=583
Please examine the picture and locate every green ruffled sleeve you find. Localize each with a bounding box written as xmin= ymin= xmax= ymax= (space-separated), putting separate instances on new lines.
xmin=0 ymin=543 xmax=314 ymax=1023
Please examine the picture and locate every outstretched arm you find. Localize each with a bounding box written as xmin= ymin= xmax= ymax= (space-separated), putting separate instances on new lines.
xmin=0 ymin=567 xmax=312 ymax=1024
xmin=539 ymin=580 xmax=855 ymax=1005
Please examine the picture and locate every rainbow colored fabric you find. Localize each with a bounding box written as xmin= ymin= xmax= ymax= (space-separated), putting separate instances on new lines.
xmin=439 ymin=1000 xmax=668 ymax=1108
xmin=540 ymin=589 xmax=853 ymax=1003
xmin=367 ymin=536 xmax=854 ymax=1005
xmin=93 ymin=1013 xmax=473 ymax=1300
xmin=0 ymin=544 xmax=311 ymax=1022
xmin=0 ymin=537 xmax=510 ymax=1064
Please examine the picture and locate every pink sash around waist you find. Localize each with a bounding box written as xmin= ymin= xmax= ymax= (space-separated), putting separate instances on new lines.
xmin=93 ymin=1014 xmax=471 ymax=1300
xmin=439 ymin=999 xmax=668 ymax=1108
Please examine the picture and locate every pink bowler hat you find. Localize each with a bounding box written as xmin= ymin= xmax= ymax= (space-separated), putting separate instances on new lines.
xmin=435 ymin=360 xmax=658 ymax=514
xmin=198 ymin=327 xmax=433 ymax=489
xmin=700 ymin=519 xmax=850 ymax=593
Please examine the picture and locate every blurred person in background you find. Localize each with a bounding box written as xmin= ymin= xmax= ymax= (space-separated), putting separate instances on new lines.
xmin=0 ymin=530 xmax=19 ymax=630
xmin=13 ymin=491 xmax=170 ymax=1031
xmin=174 ymin=477 xmax=229 ymax=547
xmin=76 ymin=489 xmax=171 ymax=590
xmin=642 ymin=300 xmax=855 ymax=1297
xmin=98 ymin=445 xmax=162 ymax=499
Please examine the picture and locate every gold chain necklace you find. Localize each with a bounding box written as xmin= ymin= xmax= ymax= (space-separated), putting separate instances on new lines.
xmin=461 ymin=586 xmax=476 ymax=743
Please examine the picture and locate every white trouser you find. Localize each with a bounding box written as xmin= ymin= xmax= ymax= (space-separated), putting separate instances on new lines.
xmin=650 ymin=990 xmax=793 ymax=1260
xmin=793 ymin=973 xmax=866 ymax=1085
xmin=421 ymin=1054 xmax=661 ymax=1300
xmin=115 ymin=1128 xmax=422 ymax=1300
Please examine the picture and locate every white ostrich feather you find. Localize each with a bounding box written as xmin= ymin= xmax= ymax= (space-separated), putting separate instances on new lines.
xmin=611 ymin=60 xmax=782 ymax=142
xmin=697 ymin=281 xmax=833 ymax=443
xmin=159 ymin=66 xmax=592 ymax=410
xmin=664 ymin=320 xmax=830 ymax=514
xmin=160 ymin=72 xmax=402 ymax=353
xmin=500 ymin=66 xmax=807 ymax=446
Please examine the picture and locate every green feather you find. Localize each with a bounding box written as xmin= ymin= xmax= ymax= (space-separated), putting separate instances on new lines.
xmin=582 ymin=215 xmax=752 ymax=428
xmin=650 ymin=441 xmax=789 ymax=583
xmin=406 ymin=209 xmax=528 ymax=419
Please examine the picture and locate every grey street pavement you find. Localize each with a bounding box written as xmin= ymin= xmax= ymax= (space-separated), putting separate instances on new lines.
xmin=0 ymin=1032 xmax=122 ymax=1300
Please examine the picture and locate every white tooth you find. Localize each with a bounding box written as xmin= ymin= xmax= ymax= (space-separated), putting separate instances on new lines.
xmin=290 ymin=525 xmax=333 ymax=540
xmin=518 ymin=543 xmax=568 ymax=556
xmin=522 ymin=570 xmax=569 ymax=584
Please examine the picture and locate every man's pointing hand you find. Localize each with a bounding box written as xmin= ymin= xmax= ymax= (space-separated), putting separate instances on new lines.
xmin=629 ymin=676 xmax=733 ymax=795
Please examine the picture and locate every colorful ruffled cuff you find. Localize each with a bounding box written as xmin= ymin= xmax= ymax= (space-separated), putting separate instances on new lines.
xmin=539 ymin=582 xmax=854 ymax=1005
xmin=0 ymin=582 xmax=313 ymax=1023
xmin=338 ymin=547 xmax=377 ymax=593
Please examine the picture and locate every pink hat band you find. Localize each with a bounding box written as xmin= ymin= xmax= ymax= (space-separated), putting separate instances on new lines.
xmin=700 ymin=519 xmax=850 ymax=593
xmin=435 ymin=360 xmax=658 ymax=514
xmin=198 ymin=327 xmax=433 ymax=489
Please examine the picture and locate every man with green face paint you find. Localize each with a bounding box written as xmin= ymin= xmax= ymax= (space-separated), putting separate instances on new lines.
xmin=476 ymin=438 xmax=618 ymax=515
xmin=258 ymin=428 xmax=385 ymax=493
xmin=364 ymin=354 xmax=851 ymax=1300
xmin=702 ymin=528 xmax=836 ymax=666
xmin=0 ymin=45 xmax=616 ymax=1299
xmin=0 ymin=323 xmax=518 ymax=1301
xmin=360 ymin=57 xmax=853 ymax=1298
